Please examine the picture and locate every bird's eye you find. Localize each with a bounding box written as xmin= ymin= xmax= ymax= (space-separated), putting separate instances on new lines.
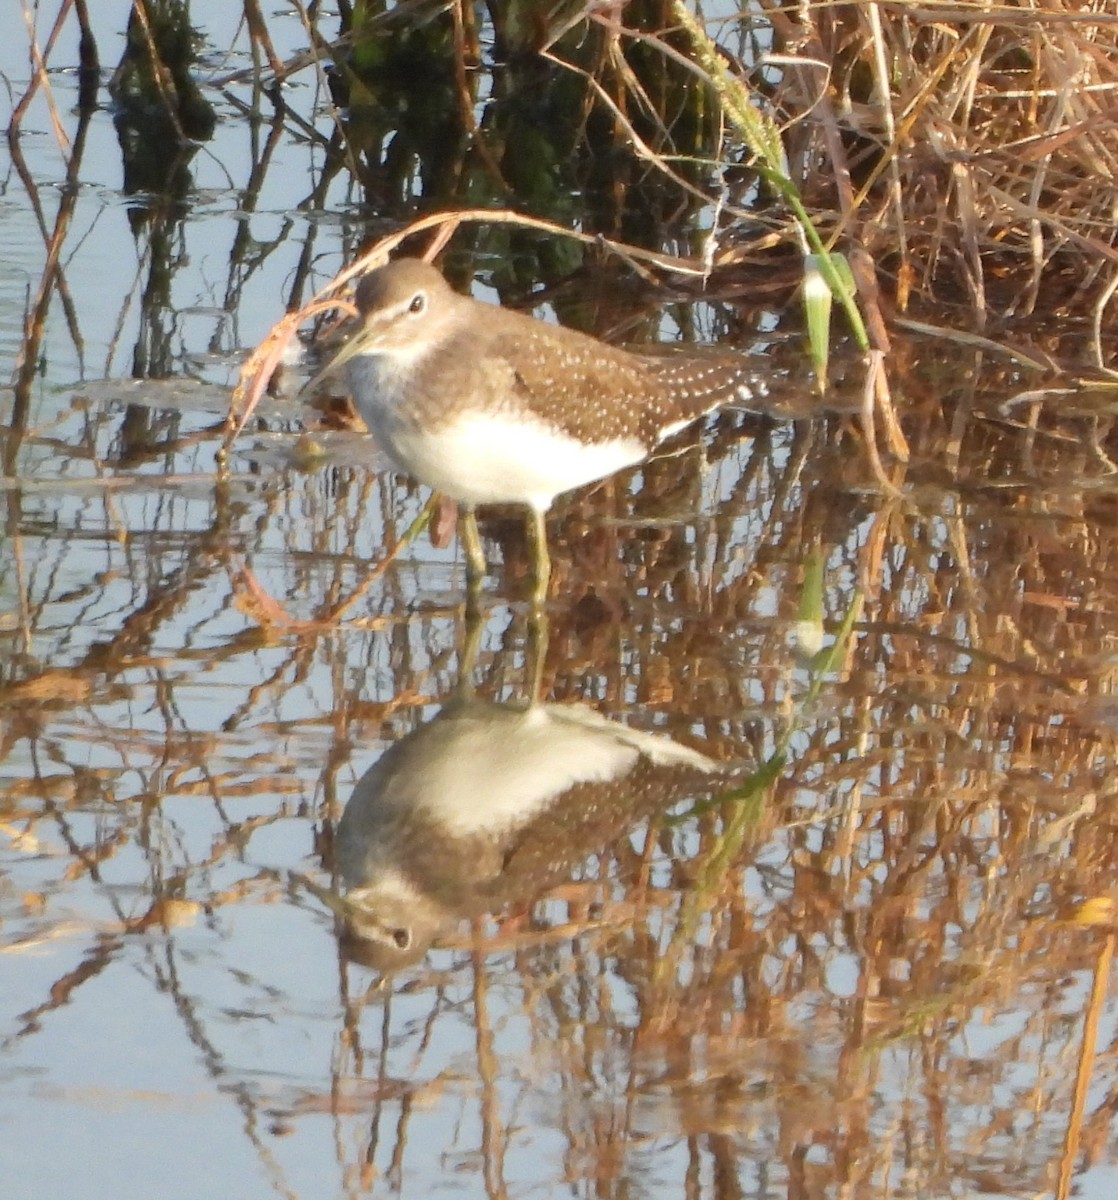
xmin=390 ymin=927 xmax=411 ymax=949
xmin=409 ymin=292 xmax=426 ymax=314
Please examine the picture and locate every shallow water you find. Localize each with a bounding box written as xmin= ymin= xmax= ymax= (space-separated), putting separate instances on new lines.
xmin=5 ymin=7 xmax=1118 ymax=1200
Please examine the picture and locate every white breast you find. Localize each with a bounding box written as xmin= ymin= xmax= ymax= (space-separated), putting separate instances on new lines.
xmin=392 ymin=703 xmax=720 ymax=838
xmin=391 ymin=411 xmax=646 ymax=509
xmin=347 ymin=355 xmax=646 ymax=510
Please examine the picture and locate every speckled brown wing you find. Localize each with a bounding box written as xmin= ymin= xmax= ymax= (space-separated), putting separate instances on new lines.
xmin=638 ymin=352 xmax=760 ymax=437
xmin=489 ymin=755 xmax=728 ymax=904
xmin=481 ymin=309 xmax=759 ymax=446
xmin=479 ymin=316 xmax=684 ymax=448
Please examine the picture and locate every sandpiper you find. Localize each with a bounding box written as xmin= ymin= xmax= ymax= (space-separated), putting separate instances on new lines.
xmin=313 ymin=258 xmax=759 ymax=603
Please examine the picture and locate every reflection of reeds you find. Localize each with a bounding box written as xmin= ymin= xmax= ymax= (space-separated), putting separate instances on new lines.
xmin=6 ymin=333 xmax=1118 ymax=1190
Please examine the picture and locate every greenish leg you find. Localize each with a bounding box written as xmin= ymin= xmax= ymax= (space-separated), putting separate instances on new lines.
xmin=527 ymin=601 xmax=550 ymax=704
xmin=457 ymin=599 xmax=485 ymax=696
xmin=460 ymin=505 xmax=487 ymax=581
xmin=529 ymin=508 xmax=551 ymax=609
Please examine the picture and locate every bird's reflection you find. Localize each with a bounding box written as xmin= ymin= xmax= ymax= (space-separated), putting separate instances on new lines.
xmin=332 ymin=618 xmax=734 ymax=970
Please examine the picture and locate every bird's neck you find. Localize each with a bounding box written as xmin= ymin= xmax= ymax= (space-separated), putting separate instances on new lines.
xmin=346 ymin=340 xmax=435 ymax=404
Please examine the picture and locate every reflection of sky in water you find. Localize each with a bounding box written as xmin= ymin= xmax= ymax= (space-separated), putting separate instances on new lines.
xmin=2 ymin=10 xmax=339 ymax=389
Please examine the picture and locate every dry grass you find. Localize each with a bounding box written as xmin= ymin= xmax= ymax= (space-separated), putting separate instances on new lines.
xmin=220 ymin=3 xmax=1118 ymax=486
